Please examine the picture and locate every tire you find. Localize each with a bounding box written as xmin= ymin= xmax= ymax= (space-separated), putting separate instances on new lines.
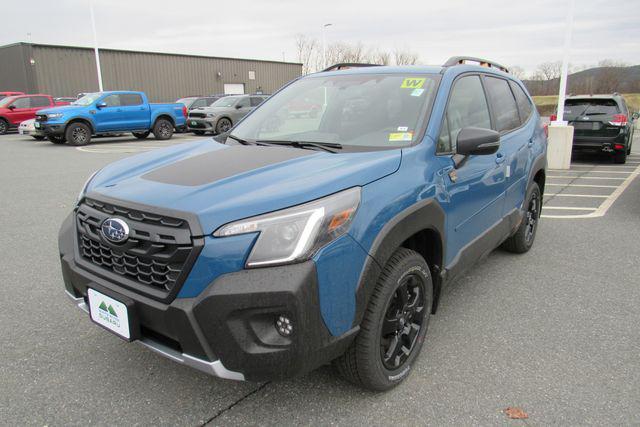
xmin=65 ymin=122 xmax=92 ymax=146
xmin=215 ymin=117 xmax=232 ymax=134
xmin=502 ymin=182 xmax=541 ymax=253
xmin=614 ymin=150 xmax=627 ymax=164
xmin=193 ymin=130 xmax=205 ymax=136
xmin=333 ymin=248 xmax=433 ymax=391
xmin=133 ymin=131 xmax=150 ymax=139
xmin=152 ymin=118 xmax=174 ymax=140
xmin=47 ymin=134 xmax=66 ymax=144
xmin=0 ymin=119 xmax=8 ymax=135
xmin=32 ymin=135 xmax=46 ymax=141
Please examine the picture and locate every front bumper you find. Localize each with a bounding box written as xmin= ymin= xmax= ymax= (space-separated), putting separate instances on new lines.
xmin=59 ymin=213 xmax=356 ymax=381
xmin=34 ymin=121 xmax=65 ymax=137
xmin=187 ymin=118 xmax=215 ymax=132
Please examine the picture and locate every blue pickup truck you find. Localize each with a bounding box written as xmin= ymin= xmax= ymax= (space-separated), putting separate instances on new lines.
xmin=35 ymin=91 xmax=187 ymax=145
xmin=60 ymin=58 xmax=547 ymax=391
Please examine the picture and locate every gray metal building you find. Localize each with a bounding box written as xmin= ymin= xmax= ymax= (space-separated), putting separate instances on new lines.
xmin=0 ymin=43 xmax=302 ymax=102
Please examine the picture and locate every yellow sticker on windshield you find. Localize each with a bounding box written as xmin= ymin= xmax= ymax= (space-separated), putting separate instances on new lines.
xmin=389 ymin=132 xmax=413 ymax=142
xmin=401 ymin=78 xmax=426 ymax=89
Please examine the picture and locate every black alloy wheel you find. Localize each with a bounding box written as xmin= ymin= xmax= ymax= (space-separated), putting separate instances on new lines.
xmin=380 ymin=272 xmax=426 ymax=370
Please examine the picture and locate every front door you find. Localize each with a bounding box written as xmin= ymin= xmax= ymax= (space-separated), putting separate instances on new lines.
xmin=92 ymin=94 xmax=122 ymax=132
xmin=437 ymin=74 xmax=507 ymax=266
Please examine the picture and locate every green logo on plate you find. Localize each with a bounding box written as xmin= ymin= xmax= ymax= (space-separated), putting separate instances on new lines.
xmin=98 ymin=301 xmax=118 ymax=318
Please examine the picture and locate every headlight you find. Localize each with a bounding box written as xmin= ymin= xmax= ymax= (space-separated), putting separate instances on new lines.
xmin=214 ymin=187 xmax=361 ymax=267
xmin=48 ymin=113 xmax=63 ymax=119
xmin=77 ymin=170 xmax=100 ymax=202
xmin=206 ymin=113 xmax=217 ymax=118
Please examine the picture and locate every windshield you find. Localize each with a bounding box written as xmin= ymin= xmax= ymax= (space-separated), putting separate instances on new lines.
xmin=176 ymin=97 xmax=196 ymax=106
xmin=211 ymin=97 xmax=239 ymax=107
xmin=73 ymin=93 xmax=102 ymax=106
xmin=565 ymin=99 xmax=620 ymax=117
xmin=231 ymin=73 xmax=439 ymax=148
xmin=0 ymin=96 xmax=16 ymax=107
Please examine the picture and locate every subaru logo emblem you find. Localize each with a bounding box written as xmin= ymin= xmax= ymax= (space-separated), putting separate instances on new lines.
xmin=101 ymin=218 xmax=130 ymax=243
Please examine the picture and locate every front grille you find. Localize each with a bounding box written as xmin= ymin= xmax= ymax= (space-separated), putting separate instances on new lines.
xmin=188 ymin=112 xmax=206 ymax=118
xmin=36 ymin=114 xmax=47 ymax=123
xmin=75 ymin=197 xmax=200 ymax=299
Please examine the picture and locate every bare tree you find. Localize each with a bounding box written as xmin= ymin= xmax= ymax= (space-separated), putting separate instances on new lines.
xmin=509 ymin=65 xmax=526 ymax=80
xmin=393 ymin=49 xmax=420 ymax=65
xmin=295 ymin=34 xmax=318 ymax=75
xmin=368 ymin=49 xmax=391 ymax=65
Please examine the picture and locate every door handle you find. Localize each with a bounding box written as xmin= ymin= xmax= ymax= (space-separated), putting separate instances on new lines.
xmin=495 ymin=153 xmax=505 ymax=164
xmin=528 ymin=138 xmax=534 ymax=147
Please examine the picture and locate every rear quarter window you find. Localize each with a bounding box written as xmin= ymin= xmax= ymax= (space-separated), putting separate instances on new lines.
xmin=484 ymin=76 xmax=520 ymax=133
xmin=509 ymin=81 xmax=533 ymax=123
xmin=120 ymin=94 xmax=143 ymax=106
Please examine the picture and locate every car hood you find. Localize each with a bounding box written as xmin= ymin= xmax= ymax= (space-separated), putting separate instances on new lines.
xmin=37 ymin=105 xmax=86 ymax=115
xmin=192 ymin=106 xmax=232 ymax=113
xmin=87 ymin=139 xmax=402 ymax=234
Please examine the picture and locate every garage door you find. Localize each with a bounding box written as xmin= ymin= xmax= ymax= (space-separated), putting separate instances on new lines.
xmin=223 ymin=84 xmax=245 ymax=95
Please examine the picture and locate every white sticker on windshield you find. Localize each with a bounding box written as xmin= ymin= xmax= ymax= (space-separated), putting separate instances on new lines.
xmin=411 ymin=88 xmax=425 ymax=97
xmin=397 ymin=126 xmax=408 ymax=132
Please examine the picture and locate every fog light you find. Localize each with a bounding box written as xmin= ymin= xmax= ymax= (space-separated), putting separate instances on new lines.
xmin=275 ymin=315 xmax=293 ymax=337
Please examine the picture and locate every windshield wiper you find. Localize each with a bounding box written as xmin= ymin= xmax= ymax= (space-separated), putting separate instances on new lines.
xmin=227 ymin=134 xmax=252 ymax=145
xmin=256 ymin=140 xmax=342 ymax=153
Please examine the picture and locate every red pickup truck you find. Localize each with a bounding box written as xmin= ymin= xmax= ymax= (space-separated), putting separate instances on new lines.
xmin=0 ymin=91 xmax=24 ymax=100
xmin=0 ymin=94 xmax=69 ymax=134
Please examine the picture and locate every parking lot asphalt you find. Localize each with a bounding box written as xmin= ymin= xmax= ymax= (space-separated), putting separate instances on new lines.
xmin=1 ymin=132 xmax=639 ymax=426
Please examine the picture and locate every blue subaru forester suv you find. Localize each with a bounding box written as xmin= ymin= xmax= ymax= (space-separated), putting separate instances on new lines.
xmin=60 ymin=57 xmax=547 ymax=391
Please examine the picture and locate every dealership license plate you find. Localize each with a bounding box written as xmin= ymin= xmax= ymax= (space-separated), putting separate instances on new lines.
xmin=34 ymin=122 xmax=40 ymax=128
xmin=87 ymin=288 xmax=130 ymax=339
xmin=191 ymin=120 xmax=198 ymax=126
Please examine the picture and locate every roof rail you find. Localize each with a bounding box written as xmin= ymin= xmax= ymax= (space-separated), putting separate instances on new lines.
xmin=322 ymin=63 xmax=381 ymax=72
xmin=443 ymin=56 xmax=509 ymax=73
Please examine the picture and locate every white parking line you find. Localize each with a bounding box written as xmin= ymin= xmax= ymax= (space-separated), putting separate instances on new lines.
xmin=548 ymin=170 xmax=632 ymax=174
xmin=547 ymin=175 xmax=626 ymax=180
xmin=542 ymin=161 xmax=640 ymax=219
xmin=546 ymin=183 xmax=618 ymax=188
xmin=545 ymin=193 xmax=608 ymax=198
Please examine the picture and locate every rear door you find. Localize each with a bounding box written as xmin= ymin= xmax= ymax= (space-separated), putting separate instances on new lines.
xmin=118 ymin=93 xmax=148 ymax=130
xmin=565 ymin=98 xmax=621 ymax=141
xmin=483 ymin=76 xmax=531 ymax=216
xmin=232 ymin=96 xmax=252 ymax=122
xmin=439 ymin=74 xmax=507 ymax=265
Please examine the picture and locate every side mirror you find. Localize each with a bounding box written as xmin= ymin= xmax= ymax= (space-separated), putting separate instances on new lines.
xmin=96 ymin=102 xmax=107 ymax=109
xmin=456 ymin=127 xmax=501 ymax=156
xmin=235 ymin=104 xmax=243 ymax=109
xmin=8 ymin=105 xmax=16 ymax=110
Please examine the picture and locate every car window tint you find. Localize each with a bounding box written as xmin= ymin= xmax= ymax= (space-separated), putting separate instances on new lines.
xmin=440 ymin=75 xmax=491 ymax=152
xmin=237 ymin=97 xmax=249 ymax=108
xmin=12 ymin=97 xmax=31 ymax=108
xmin=191 ymin=98 xmax=206 ymax=109
xmin=509 ymin=81 xmax=533 ymax=123
xmin=120 ymin=94 xmax=143 ymax=106
xmin=31 ymin=96 xmax=51 ymax=107
xmin=250 ymin=97 xmax=264 ymax=107
xmin=484 ymin=76 xmax=520 ymax=132
xmin=102 ymin=95 xmax=121 ymax=107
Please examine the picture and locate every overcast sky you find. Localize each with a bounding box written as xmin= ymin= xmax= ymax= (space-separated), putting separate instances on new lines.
xmin=4 ymin=0 xmax=639 ymax=74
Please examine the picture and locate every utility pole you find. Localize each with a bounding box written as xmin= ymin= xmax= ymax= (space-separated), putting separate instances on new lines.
xmin=321 ymin=23 xmax=332 ymax=69
xmin=89 ymin=0 xmax=104 ymax=91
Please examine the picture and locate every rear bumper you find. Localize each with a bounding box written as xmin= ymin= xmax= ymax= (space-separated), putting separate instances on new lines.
xmin=59 ymin=213 xmax=356 ymax=381
xmin=572 ymin=132 xmax=626 ymax=151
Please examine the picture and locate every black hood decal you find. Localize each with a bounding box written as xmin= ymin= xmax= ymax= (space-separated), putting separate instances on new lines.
xmin=141 ymin=145 xmax=314 ymax=186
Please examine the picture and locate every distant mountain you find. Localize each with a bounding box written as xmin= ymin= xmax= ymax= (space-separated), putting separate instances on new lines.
xmin=523 ymin=65 xmax=640 ymax=96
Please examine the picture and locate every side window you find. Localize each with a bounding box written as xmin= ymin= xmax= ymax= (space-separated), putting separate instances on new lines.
xmin=484 ymin=76 xmax=520 ymax=132
xmin=250 ymin=96 xmax=264 ymax=107
xmin=120 ymin=94 xmax=143 ymax=106
xmin=205 ymin=98 xmax=217 ymax=106
xmin=191 ymin=98 xmax=206 ymax=109
xmin=438 ymin=75 xmax=491 ymax=153
xmin=236 ymin=97 xmax=249 ymax=108
xmin=102 ymin=95 xmax=121 ymax=107
xmin=509 ymin=81 xmax=533 ymax=123
xmin=31 ymin=96 xmax=51 ymax=108
xmin=12 ymin=97 xmax=31 ymax=109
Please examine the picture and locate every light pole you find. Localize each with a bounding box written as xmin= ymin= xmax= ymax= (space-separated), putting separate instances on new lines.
xmin=89 ymin=0 xmax=104 ymax=91
xmin=321 ymin=23 xmax=332 ymax=69
xmin=554 ymin=0 xmax=575 ymax=124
